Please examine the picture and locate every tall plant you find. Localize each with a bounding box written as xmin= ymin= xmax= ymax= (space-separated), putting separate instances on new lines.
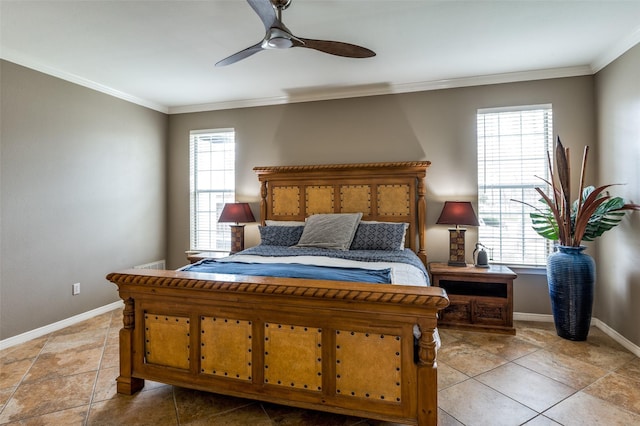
xmin=517 ymin=137 xmax=639 ymax=246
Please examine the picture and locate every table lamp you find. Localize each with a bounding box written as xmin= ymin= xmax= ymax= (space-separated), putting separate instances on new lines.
xmin=218 ymin=202 xmax=256 ymax=253
xmin=436 ymin=201 xmax=479 ymax=266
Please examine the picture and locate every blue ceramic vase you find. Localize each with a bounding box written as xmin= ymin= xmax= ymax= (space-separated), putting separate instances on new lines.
xmin=547 ymin=245 xmax=595 ymax=341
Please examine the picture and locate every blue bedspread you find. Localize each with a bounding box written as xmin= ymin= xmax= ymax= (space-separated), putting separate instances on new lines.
xmin=183 ymin=260 xmax=392 ymax=284
xmin=183 ymin=246 xmax=429 ymax=284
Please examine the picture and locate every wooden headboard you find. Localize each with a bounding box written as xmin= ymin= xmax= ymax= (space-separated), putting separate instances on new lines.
xmin=253 ymin=161 xmax=431 ymax=265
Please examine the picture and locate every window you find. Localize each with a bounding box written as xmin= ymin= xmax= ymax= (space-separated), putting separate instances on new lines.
xmin=189 ymin=129 xmax=235 ymax=251
xmin=477 ymin=105 xmax=553 ymax=266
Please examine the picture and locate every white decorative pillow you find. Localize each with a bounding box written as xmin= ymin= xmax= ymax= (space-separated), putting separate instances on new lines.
xmin=296 ymin=213 xmax=363 ymax=250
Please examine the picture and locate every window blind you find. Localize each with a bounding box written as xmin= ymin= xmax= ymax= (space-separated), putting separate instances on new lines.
xmin=189 ymin=129 xmax=235 ymax=251
xmin=477 ymin=105 xmax=553 ymax=266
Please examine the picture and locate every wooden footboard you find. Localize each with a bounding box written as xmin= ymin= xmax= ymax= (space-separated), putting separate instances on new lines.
xmin=107 ymin=269 xmax=449 ymax=426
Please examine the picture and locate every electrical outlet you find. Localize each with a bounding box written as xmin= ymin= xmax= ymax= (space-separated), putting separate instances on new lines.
xmin=72 ymin=283 xmax=81 ymax=295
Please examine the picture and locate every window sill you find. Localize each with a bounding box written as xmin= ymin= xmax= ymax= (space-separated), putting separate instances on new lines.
xmin=504 ymin=265 xmax=547 ymax=276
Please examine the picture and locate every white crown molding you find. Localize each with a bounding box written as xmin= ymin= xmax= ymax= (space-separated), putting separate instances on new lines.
xmin=591 ymin=25 xmax=640 ymax=73
xmin=168 ymin=66 xmax=593 ymax=114
xmin=1 ymin=51 xmax=168 ymax=114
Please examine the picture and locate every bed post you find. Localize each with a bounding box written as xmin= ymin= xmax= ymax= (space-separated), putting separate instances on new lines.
xmin=417 ymin=175 xmax=427 ymax=265
xmin=416 ymin=321 xmax=438 ymax=426
xmin=116 ymin=297 xmax=144 ymax=394
xmin=260 ymin=180 xmax=268 ymax=225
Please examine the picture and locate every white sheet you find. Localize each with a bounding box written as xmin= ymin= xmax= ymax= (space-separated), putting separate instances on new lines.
xmin=217 ymin=254 xmax=428 ymax=287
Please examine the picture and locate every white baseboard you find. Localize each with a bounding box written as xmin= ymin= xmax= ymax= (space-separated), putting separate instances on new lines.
xmin=0 ymin=300 xmax=124 ymax=351
xmin=515 ymin=311 xmax=640 ymax=358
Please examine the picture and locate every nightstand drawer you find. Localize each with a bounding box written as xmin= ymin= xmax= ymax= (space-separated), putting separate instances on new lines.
xmin=473 ymin=299 xmax=509 ymax=325
xmin=429 ymin=263 xmax=516 ymax=334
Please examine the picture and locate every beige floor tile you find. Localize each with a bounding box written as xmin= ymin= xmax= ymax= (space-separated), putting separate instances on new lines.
xmin=513 ymin=348 xmax=609 ymax=389
xmin=461 ymin=332 xmax=542 ymax=361
xmin=437 ymin=361 xmax=469 ymax=391
xmin=174 ymin=387 xmax=256 ymax=423
xmin=3 ymin=405 xmax=88 ymax=425
xmin=0 ymin=358 xmax=34 ymax=388
xmin=521 ymin=415 xmax=561 ymax=425
xmin=548 ymin=334 xmax=635 ymax=371
xmin=513 ymin=322 xmax=560 ymax=348
xmin=615 ymin=356 xmax=640 ymax=382
xmin=437 ymin=408 xmax=463 ymax=426
xmin=0 ymin=386 xmax=16 ymax=411
xmin=184 ymin=402 xmax=271 ymax=426
xmin=584 ymin=372 xmax=640 ymax=415
xmin=476 ymin=363 xmax=575 ymax=412
xmin=261 ymin=401 xmax=361 ymax=425
xmin=0 ymin=336 xmax=48 ymax=363
xmin=40 ymin=328 xmax=106 ymax=354
xmin=87 ymin=386 xmax=177 ymax=425
xmin=23 ymin=345 xmax=103 ymax=383
xmin=99 ymin=343 xmax=119 ymax=369
xmin=437 ymin=340 xmax=507 ymax=377
xmin=544 ymin=391 xmax=640 ymax=425
xmin=0 ymin=371 xmax=96 ymax=423
xmin=92 ymin=366 xmax=118 ymax=402
xmin=438 ymin=379 xmax=537 ymax=426
xmin=52 ymin=312 xmax=113 ymax=337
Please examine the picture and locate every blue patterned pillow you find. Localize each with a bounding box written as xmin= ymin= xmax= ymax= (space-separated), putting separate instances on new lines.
xmin=350 ymin=222 xmax=407 ymax=251
xmin=259 ymin=225 xmax=304 ymax=246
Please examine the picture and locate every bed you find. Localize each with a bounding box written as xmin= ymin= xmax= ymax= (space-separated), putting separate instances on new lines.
xmin=106 ymin=161 xmax=449 ymax=426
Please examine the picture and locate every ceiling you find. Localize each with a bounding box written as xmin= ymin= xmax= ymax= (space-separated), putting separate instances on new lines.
xmin=2 ymin=1 xmax=640 ymax=114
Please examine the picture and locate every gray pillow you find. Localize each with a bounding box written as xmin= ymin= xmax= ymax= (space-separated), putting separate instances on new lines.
xmin=296 ymin=213 xmax=363 ymax=250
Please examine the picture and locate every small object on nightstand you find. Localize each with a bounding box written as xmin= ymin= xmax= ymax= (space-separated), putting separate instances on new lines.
xmin=473 ymin=243 xmax=490 ymax=268
xmin=218 ymin=202 xmax=256 ymax=253
xmin=429 ymin=262 xmax=516 ymax=334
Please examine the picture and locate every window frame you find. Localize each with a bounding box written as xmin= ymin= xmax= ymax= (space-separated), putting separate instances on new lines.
xmin=189 ymin=128 xmax=236 ymax=252
xmin=476 ymin=104 xmax=554 ymax=267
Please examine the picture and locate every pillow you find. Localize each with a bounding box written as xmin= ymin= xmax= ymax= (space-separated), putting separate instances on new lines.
xmin=259 ymin=225 xmax=304 ymax=246
xmin=265 ymin=220 xmax=306 ymax=226
xmin=350 ymin=222 xmax=408 ymax=251
xmin=296 ymin=213 xmax=363 ymax=250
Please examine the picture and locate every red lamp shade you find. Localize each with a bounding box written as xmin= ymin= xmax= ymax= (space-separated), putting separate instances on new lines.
xmin=436 ymin=201 xmax=479 ymax=227
xmin=437 ymin=201 xmax=479 ymax=267
xmin=218 ymin=203 xmax=256 ymax=224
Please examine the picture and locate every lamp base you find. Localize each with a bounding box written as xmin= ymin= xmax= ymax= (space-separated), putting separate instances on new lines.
xmin=229 ymin=225 xmax=246 ymax=254
xmin=447 ymin=228 xmax=468 ymax=267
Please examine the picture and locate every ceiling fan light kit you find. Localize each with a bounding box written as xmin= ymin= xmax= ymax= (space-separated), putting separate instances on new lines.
xmin=216 ymin=0 xmax=375 ymax=67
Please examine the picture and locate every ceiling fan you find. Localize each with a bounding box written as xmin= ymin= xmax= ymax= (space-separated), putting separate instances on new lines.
xmin=215 ymin=0 xmax=376 ymax=67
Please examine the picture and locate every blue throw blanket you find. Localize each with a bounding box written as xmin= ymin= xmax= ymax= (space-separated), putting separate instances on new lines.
xmin=183 ymin=260 xmax=392 ymax=284
xmin=183 ymin=246 xmax=429 ymax=285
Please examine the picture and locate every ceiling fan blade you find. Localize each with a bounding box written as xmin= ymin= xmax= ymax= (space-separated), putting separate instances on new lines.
xmin=295 ymin=38 xmax=375 ymax=58
xmin=215 ymin=42 xmax=264 ymax=67
xmin=247 ymin=0 xmax=277 ymax=31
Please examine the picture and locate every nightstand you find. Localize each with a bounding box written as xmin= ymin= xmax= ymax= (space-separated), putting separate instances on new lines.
xmin=185 ymin=251 xmax=230 ymax=264
xmin=428 ymin=262 xmax=517 ymax=334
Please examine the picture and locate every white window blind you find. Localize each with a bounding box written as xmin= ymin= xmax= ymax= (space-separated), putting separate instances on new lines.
xmin=477 ymin=105 xmax=553 ymax=266
xmin=189 ymin=129 xmax=235 ymax=251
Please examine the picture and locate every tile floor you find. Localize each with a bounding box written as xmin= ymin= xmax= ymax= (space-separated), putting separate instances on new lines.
xmin=1 ymin=308 xmax=639 ymax=425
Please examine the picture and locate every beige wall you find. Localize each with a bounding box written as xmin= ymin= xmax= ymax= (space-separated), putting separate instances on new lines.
xmin=167 ymin=76 xmax=597 ymax=316
xmin=0 ymin=60 xmax=168 ymax=339
xmin=594 ymin=44 xmax=640 ymax=345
